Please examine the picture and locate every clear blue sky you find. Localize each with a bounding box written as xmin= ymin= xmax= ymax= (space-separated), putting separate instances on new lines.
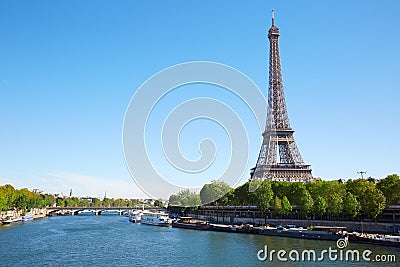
xmin=0 ymin=1 xmax=399 ymax=198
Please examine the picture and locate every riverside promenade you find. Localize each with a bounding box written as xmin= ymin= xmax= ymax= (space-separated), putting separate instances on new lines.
xmin=0 ymin=207 xmax=47 ymax=222
xmin=185 ymin=205 xmax=400 ymax=234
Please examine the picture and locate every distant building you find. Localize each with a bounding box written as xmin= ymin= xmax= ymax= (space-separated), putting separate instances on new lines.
xmin=79 ymin=196 xmax=94 ymax=203
xmin=141 ymin=199 xmax=155 ymax=205
xmin=54 ymin=193 xmax=64 ymax=199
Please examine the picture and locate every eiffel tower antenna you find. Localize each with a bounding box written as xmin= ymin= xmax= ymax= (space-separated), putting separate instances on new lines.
xmin=272 ymin=9 xmax=275 ymax=26
xmin=250 ymin=11 xmax=314 ymax=182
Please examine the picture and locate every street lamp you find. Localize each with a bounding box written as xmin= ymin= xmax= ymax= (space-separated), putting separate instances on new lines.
xmin=357 ymin=171 xmax=367 ymax=179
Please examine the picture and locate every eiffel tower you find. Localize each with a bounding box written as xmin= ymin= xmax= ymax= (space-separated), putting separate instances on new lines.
xmin=250 ymin=11 xmax=313 ymax=182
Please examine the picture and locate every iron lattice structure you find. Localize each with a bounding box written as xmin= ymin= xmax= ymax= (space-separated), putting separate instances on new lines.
xmin=250 ymin=11 xmax=313 ymax=182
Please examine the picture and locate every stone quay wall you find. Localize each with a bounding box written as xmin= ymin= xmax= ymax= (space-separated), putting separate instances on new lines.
xmin=1 ymin=208 xmax=47 ymax=220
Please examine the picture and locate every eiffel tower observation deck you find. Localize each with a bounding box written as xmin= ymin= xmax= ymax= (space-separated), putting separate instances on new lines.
xmin=251 ymin=11 xmax=314 ymax=182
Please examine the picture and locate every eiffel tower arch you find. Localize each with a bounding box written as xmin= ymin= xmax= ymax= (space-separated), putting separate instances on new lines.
xmin=250 ymin=11 xmax=314 ymax=183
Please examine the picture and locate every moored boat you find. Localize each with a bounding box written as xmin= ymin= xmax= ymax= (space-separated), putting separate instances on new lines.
xmin=141 ymin=211 xmax=172 ymax=226
xmin=172 ymin=217 xmax=210 ymax=230
xmin=258 ymin=225 xmax=347 ymax=241
xmin=350 ymin=232 xmax=400 ymax=247
xmin=2 ymin=216 xmax=22 ymax=224
xmin=22 ymin=214 xmax=33 ymax=222
xmin=236 ymin=224 xmax=255 ymax=234
xmin=209 ymin=223 xmax=237 ymax=233
xmin=128 ymin=210 xmax=144 ymax=223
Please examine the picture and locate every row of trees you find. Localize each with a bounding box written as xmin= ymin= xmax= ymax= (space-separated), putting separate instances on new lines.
xmin=169 ymin=174 xmax=400 ymax=220
xmin=0 ymin=184 xmax=55 ymax=212
xmin=0 ymin=184 xmax=147 ymax=212
xmin=169 ymin=189 xmax=201 ymax=207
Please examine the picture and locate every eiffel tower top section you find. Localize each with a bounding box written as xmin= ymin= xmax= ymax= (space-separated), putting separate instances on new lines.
xmin=268 ymin=10 xmax=280 ymax=37
xmin=266 ymin=10 xmax=291 ymax=131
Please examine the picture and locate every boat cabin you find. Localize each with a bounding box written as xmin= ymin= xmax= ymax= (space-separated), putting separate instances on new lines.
xmin=179 ymin=217 xmax=194 ymax=223
xmin=310 ymin=226 xmax=347 ymax=234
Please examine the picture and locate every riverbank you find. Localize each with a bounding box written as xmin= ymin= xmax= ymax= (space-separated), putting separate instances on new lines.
xmin=172 ymin=216 xmax=400 ymax=248
xmin=189 ymin=214 xmax=400 ymax=234
xmin=3 ymin=207 xmax=399 ymax=234
xmin=1 ymin=208 xmax=47 ymax=224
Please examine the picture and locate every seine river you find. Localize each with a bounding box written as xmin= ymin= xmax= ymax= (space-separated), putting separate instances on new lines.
xmin=0 ymin=215 xmax=399 ymax=266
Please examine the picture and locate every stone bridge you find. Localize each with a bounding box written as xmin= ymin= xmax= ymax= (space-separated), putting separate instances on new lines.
xmin=47 ymin=207 xmax=166 ymax=216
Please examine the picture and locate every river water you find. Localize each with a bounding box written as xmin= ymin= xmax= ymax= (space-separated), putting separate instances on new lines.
xmin=0 ymin=215 xmax=399 ymax=266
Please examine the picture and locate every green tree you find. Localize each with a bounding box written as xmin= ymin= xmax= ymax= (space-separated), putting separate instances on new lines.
xmin=64 ymin=197 xmax=80 ymax=207
xmin=346 ymin=179 xmax=369 ymax=199
xmin=27 ymin=193 xmax=41 ymax=210
xmin=281 ymin=196 xmax=292 ymax=216
xmin=363 ymin=188 xmax=386 ymax=219
xmin=305 ymin=180 xmax=323 ymax=197
xmin=154 ymin=199 xmax=163 ymax=207
xmin=91 ymin=197 xmax=101 ymax=207
xmin=342 ymin=192 xmax=361 ymax=218
xmin=307 ymin=181 xmax=346 ymax=202
xmin=287 ymin=183 xmax=308 ymax=206
xmin=274 ymin=196 xmax=282 ymax=215
xmin=78 ymin=199 xmax=90 ymax=207
xmin=377 ymin=174 xmax=400 ymax=205
xmin=102 ymin=197 xmax=112 ymax=207
xmin=0 ymin=184 xmax=16 ymax=209
xmin=298 ymin=189 xmax=313 ymax=216
xmin=168 ymin=194 xmax=181 ymax=206
xmin=13 ymin=189 xmax=29 ymax=210
xmin=252 ymin=181 xmax=274 ymax=212
xmin=56 ymin=198 xmax=65 ymax=207
xmin=327 ymin=193 xmax=343 ymax=217
xmin=346 ymin=179 xmax=386 ymax=219
xmin=271 ymin=181 xmax=291 ymax=199
xmin=113 ymin=198 xmax=125 ymax=207
xmin=43 ymin=194 xmax=56 ymax=207
xmin=0 ymin=190 xmax=8 ymax=211
xmin=178 ymin=189 xmax=201 ymax=207
xmin=231 ymin=183 xmax=254 ymax=206
xmin=313 ymin=196 xmax=328 ymax=217
xmin=200 ymin=180 xmax=232 ymax=205
xmin=168 ymin=190 xmax=201 ymax=207
xmin=220 ymin=189 xmax=234 ymax=206
xmin=0 ymin=185 xmax=53 ymax=210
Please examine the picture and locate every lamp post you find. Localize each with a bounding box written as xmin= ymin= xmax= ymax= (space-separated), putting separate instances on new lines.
xmin=357 ymin=171 xmax=367 ymax=179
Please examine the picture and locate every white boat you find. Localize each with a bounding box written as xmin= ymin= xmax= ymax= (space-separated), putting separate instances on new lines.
xmin=22 ymin=214 xmax=33 ymax=222
xmin=352 ymin=232 xmax=400 ymax=247
xmin=128 ymin=210 xmax=144 ymax=223
xmin=2 ymin=216 xmax=22 ymax=224
xmin=140 ymin=211 xmax=172 ymax=226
